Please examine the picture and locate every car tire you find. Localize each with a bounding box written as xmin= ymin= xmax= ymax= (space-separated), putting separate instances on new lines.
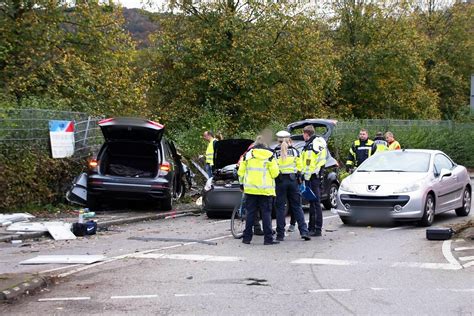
xmin=160 ymin=197 xmax=173 ymax=211
xmin=419 ymin=194 xmax=435 ymax=227
xmin=340 ymin=216 xmax=351 ymax=225
xmin=174 ymin=179 xmax=186 ymax=200
xmin=455 ymin=187 xmax=471 ymax=217
xmin=322 ymin=182 xmax=339 ymax=210
xmin=87 ymin=193 xmax=102 ymax=212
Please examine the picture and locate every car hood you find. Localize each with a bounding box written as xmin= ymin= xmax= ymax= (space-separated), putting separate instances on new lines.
xmin=99 ymin=118 xmax=164 ymax=143
xmin=213 ymin=139 xmax=253 ymax=170
xmin=343 ymin=172 xmax=429 ymax=195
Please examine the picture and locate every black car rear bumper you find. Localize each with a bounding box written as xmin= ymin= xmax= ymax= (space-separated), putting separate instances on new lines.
xmin=88 ymin=175 xmax=171 ymax=200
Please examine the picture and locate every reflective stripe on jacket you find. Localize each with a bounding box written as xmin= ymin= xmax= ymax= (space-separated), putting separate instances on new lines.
xmin=346 ymin=139 xmax=376 ymax=167
xmin=238 ymin=148 xmax=279 ymax=196
xmin=205 ymin=138 xmax=215 ymax=165
xmin=274 ymin=145 xmax=301 ymax=174
xmin=388 ymin=140 xmax=401 ymax=150
xmin=374 ymin=138 xmax=388 ymax=153
xmin=301 ymin=137 xmax=327 ymax=181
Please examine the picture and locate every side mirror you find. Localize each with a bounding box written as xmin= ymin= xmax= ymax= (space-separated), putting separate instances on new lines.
xmin=439 ymin=168 xmax=452 ymax=179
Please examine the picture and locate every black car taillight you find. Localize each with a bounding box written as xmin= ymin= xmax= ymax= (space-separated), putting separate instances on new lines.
xmin=88 ymin=158 xmax=99 ymax=172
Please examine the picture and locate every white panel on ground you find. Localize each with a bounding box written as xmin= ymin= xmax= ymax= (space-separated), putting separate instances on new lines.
xmin=6 ymin=222 xmax=48 ymax=232
xmin=45 ymin=223 xmax=76 ymax=240
xmin=20 ymin=255 xmax=107 ymax=265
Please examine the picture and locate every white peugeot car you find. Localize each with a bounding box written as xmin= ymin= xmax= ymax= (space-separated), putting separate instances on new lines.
xmin=337 ymin=149 xmax=471 ymax=226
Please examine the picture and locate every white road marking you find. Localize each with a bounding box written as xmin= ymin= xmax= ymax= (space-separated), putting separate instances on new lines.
xmin=38 ymin=297 xmax=91 ymax=302
xmin=386 ymin=226 xmax=409 ymax=231
xmin=323 ymin=215 xmax=339 ymax=219
xmin=209 ymin=220 xmax=230 ymax=224
xmin=129 ymin=253 xmax=243 ymax=262
xmin=291 ymin=258 xmax=358 ymax=266
xmin=370 ymin=287 xmax=388 ymax=291
xmin=174 ymin=293 xmax=216 ymax=297
xmin=462 ymin=261 xmax=474 ymax=268
xmin=454 ymin=246 xmax=474 ymax=251
xmin=309 ymin=289 xmax=352 ymax=293
xmin=57 ymin=234 xmax=234 ymax=278
xmin=458 ymin=256 xmax=474 ymax=261
xmin=391 ymin=262 xmax=462 ymax=270
xmin=111 ymin=295 xmax=158 ymax=299
xmin=442 ymin=239 xmax=462 ymax=268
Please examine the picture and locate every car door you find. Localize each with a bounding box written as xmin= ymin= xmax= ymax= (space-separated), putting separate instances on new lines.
xmin=433 ymin=154 xmax=459 ymax=212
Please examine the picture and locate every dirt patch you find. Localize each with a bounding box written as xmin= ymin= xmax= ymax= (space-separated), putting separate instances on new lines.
xmin=449 ymin=219 xmax=474 ymax=239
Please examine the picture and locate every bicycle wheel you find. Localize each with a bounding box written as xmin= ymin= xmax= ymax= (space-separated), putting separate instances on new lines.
xmin=231 ymin=203 xmax=246 ymax=239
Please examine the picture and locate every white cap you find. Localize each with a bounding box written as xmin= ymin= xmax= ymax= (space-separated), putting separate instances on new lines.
xmin=276 ymin=130 xmax=291 ymax=138
xmin=313 ymin=137 xmax=327 ymax=151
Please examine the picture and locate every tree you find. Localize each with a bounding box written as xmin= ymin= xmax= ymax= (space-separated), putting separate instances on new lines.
xmin=329 ymin=0 xmax=440 ymax=119
xmin=0 ymin=0 xmax=148 ymax=116
xmin=144 ymin=0 xmax=339 ymax=138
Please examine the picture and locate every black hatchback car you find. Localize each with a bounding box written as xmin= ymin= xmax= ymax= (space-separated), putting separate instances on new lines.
xmin=86 ymin=118 xmax=185 ymax=211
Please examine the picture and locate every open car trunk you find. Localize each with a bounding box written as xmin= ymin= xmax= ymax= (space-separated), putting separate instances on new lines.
xmin=213 ymin=139 xmax=253 ymax=181
xmin=100 ymin=142 xmax=159 ymax=178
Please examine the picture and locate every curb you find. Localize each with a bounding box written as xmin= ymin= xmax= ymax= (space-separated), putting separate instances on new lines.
xmin=0 ymin=276 xmax=48 ymax=301
xmin=0 ymin=207 xmax=202 ymax=243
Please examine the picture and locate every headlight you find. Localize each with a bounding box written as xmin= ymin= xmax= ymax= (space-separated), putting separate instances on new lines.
xmin=204 ymin=178 xmax=214 ymax=192
xmin=394 ymin=183 xmax=420 ymax=193
xmin=339 ymin=180 xmax=354 ymax=193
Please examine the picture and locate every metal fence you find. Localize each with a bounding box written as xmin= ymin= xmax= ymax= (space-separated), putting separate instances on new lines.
xmin=0 ymin=108 xmax=103 ymax=159
xmin=1 ymin=108 xmax=472 ymax=160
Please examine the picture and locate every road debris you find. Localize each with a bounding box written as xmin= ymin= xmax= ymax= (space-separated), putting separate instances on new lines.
xmin=0 ymin=213 xmax=35 ymax=227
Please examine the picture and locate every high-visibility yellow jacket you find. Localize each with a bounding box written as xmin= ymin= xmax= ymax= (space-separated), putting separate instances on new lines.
xmin=205 ymin=137 xmax=215 ymax=166
xmin=301 ymin=137 xmax=327 ymax=181
xmin=388 ymin=140 xmax=401 ymax=150
xmin=346 ymin=139 xmax=377 ymax=167
xmin=374 ymin=137 xmax=388 ymax=153
xmin=238 ymin=148 xmax=280 ymax=196
xmin=274 ymin=145 xmax=301 ymax=174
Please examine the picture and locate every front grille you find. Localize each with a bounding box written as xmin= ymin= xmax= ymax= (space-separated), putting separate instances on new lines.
xmin=340 ymin=194 xmax=410 ymax=208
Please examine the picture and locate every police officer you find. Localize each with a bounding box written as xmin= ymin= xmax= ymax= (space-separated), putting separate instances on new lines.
xmin=202 ymin=131 xmax=216 ymax=177
xmin=373 ymin=131 xmax=388 ymax=153
xmin=238 ymin=136 xmax=280 ymax=245
xmin=301 ymin=126 xmax=327 ymax=237
xmin=273 ymin=131 xmax=311 ymax=242
xmin=346 ymin=129 xmax=377 ymax=172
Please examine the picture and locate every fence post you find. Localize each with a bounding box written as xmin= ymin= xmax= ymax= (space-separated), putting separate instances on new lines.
xmin=82 ymin=116 xmax=91 ymax=147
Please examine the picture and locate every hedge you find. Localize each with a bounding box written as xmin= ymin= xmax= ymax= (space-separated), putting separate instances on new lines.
xmin=0 ymin=144 xmax=84 ymax=211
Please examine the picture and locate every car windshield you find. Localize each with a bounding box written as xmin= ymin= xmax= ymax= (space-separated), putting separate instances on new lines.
xmin=357 ymin=151 xmax=431 ymax=173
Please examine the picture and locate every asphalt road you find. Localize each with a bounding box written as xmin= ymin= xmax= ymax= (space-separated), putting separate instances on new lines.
xmin=2 ymin=201 xmax=473 ymax=315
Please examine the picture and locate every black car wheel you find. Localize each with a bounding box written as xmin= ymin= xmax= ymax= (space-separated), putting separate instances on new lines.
xmin=160 ymin=197 xmax=173 ymax=211
xmin=340 ymin=216 xmax=351 ymax=225
xmin=87 ymin=193 xmax=102 ymax=212
xmin=322 ymin=182 xmax=339 ymax=210
xmin=419 ymin=194 xmax=435 ymax=227
xmin=455 ymin=187 xmax=471 ymax=217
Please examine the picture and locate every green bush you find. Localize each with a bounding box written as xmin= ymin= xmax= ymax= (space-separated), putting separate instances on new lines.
xmin=0 ymin=144 xmax=85 ymax=212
